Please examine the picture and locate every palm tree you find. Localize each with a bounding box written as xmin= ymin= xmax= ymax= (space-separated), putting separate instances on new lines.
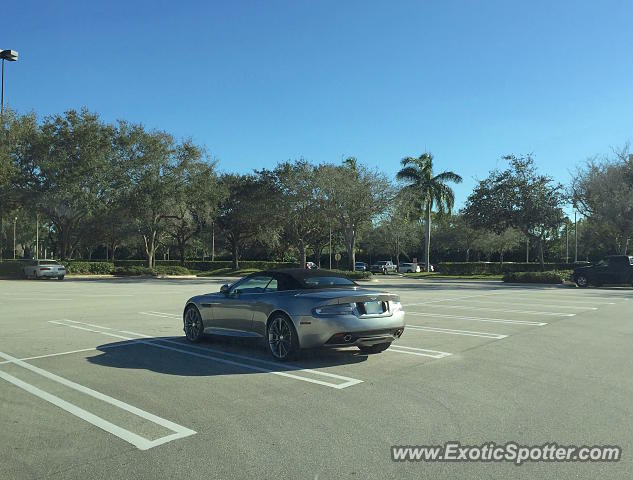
xmin=396 ymin=153 xmax=462 ymax=272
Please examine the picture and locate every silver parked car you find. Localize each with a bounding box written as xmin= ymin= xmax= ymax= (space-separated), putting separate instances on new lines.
xmin=398 ymin=262 xmax=421 ymax=273
xmin=23 ymin=260 xmax=66 ymax=280
xmin=182 ymin=269 xmax=405 ymax=360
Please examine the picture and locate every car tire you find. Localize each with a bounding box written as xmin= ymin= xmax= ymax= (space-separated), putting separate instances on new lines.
xmin=266 ymin=314 xmax=299 ymax=361
xmin=359 ymin=342 xmax=391 ymax=354
xmin=183 ymin=306 xmax=204 ymax=343
xmin=57 ymin=276 xmax=65 ymax=281
xmin=576 ymin=275 xmax=589 ymax=288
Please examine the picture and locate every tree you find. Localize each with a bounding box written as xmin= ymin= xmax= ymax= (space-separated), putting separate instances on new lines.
xmin=473 ymin=228 xmax=522 ymax=264
xmin=315 ymin=159 xmax=392 ymax=270
xmin=464 ymin=155 xmax=565 ymax=271
xmin=124 ymin=123 xmax=177 ymax=268
xmin=572 ymin=147 xmax=633 ymax=255
xmin=258 ymin=160 xmax=321 ymax=267
xmin=396 ymin=153 xmax=462 ymax=272
xmin=216 ymin=174 xmax=278 ymax=270
xmin=165 ymin=142 xmax=223 ymax=265
xmin=36 ymin=109 xmax=115 ymax=259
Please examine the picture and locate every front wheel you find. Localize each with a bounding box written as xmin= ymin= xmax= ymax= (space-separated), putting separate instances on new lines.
xmin=267 ymin=315 xmax=299 ymax=361
xmin=184 ymin=306 xmax=204 ymax=342
xmin=576 ymin=275 xmax=589 ymax=288
xmin=359 ymin=342 xmax=391 ymax=354
xmin=57 ymin=276 xmax=65 ymax=281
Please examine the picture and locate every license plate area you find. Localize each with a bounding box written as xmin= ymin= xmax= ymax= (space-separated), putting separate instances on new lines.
xmin=358 ymin=301 xmax=386 ymax=315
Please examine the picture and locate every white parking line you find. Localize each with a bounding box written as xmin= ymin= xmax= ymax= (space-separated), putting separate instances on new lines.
xmin=0 ymin=350 xmax=195 ymax=450
xmin=387 ymin=345 xmax=452 ymax=358
xmin=146 ymin=311 xmax=180 ymax=318
xmin=405 ymin=325 xmax=508 ymax=339
xmin=413 ymin=304 xmax=574 ymax=317
xmin=49 ymin=320 xmax=363 ymax=390
xmin=139 ymin=312 xmax=173 ymax=319
xmin=405 ymin=311 xmax=547 ymax=326
xmin=464 ymin=300 xmax=597 ymax=310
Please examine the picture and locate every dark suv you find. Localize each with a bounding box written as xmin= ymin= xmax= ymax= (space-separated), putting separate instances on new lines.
xmin=572 ymin=255 xmax=633 ymax=287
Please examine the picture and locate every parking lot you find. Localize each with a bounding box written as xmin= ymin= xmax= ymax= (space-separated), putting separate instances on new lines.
xmin=1 ymin=276 xmax=631 ymax=479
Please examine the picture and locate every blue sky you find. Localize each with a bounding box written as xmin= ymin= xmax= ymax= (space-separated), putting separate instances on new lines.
xmin=3 ymin=0 xmax=633 ymax=208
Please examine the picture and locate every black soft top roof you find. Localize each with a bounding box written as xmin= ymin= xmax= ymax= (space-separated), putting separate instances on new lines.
xmin=256 ymin=268 xmax=357 ymax=289
xmin=261 ymin=268 xmax=349 ymax=279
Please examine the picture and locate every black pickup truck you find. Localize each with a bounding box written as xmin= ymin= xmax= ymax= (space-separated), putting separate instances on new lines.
xmin=572 ymin=255 xmax=633 ymax=287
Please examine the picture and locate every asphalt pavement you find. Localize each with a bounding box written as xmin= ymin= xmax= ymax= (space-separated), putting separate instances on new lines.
xmin=1 ymin=276 xmax=631 ymax=479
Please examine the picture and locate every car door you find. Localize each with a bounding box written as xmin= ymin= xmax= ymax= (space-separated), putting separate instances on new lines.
xmin=211 ymin=274 xmax=274 ymax=336
xmin=592 ymin=259 xmax=611 ymax=284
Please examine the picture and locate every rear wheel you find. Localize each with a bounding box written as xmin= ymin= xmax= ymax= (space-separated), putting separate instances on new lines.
xmin=267 ymin=314 xmax=299 ymax=361
xmin=576 ymin=275 xmax=589 ymax=288
xmin=184 ymin=306 xmax=204 ymax=342
xmin=359 ymin=342 xmax=391 ymax=354
xmin=57 ymin=275 xmax=65 ymax=281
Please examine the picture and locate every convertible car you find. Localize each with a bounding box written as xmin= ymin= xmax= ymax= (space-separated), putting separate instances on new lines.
xmin=182 ymin=269 xmax=406 ymax=361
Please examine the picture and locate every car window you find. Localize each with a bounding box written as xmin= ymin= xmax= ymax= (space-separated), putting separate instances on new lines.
xmin=39 ymin=260 xmax=59 ymax=265
xmin=303 ymin=276 xmax=356 ymax=288
xmin=232 ymin=276 xmax=273 ymax=294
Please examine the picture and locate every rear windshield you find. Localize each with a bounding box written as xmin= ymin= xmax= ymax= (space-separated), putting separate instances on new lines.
xmin=39 ymin=260 xmax=60 ymax=265
xmin=302 ymin=276 xmax=356 ymax=288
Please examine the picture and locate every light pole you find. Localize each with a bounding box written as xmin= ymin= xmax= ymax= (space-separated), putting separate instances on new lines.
xmin=1 ymin=49 xmax=18 ymax=264
xmin=13 ymin=216 xmax=17 ymax=260
xmin=36 ymin=213 xmax=40 ymax=260
xmin=574 ymin=210 xmax=578 ymax=263
xmin=1 ymin=49 xmax=19 ymax=123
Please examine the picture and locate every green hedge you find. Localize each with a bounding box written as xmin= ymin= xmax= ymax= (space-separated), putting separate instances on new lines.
xmin=502 ymin=271 xmax=571 ymax=284
xmin=329 ymin=269 xmax=372 ymax=280
xmin=113 ymin=265 xmax=192 ymax=276
xmin=114 ymin=266 xmax=155 ymax=276
xmin=153 ymin=265 xmax=191 ymax=275
xmin=112 ymin=260 xmax=299 ymax=271
xmin=62 ymin=261 xmax=115 ymax=274
xmin=436 ymin=262 xmax=574 ymax=275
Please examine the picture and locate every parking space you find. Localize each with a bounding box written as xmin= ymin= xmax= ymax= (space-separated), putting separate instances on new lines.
xmin=1 ymin=277 xmax=632 ymax=479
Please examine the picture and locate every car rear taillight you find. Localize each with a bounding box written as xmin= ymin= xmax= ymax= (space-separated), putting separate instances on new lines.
xmin=39 ymin=267 xmax=51 ymax=271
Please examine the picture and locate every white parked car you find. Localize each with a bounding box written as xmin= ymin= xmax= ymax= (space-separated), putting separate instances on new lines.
xmin=24 ymin=260 xmax=66 ymax=280
xmin=398 ymin=262 xmax=421 ymax=273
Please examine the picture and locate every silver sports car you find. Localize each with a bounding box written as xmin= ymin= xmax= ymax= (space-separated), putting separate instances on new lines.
xmin=182 ymin=269 xmax=406 ymax=360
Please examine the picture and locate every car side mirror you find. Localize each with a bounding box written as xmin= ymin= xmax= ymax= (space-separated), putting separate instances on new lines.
xmin=220 ymin=284 xmax=230 ymax=295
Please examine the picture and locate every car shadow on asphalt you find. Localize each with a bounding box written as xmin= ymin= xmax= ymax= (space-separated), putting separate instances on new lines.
xmin=87 ymin=336 xmax=368 ymax=377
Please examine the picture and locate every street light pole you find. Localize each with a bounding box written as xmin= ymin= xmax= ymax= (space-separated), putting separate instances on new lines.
xmin=1 ymin=49 xmax=19 ymax=264
xmin=0 ymin=50 xmax=19 ymax=126
xmin=329 ymin=226 xmax=332 ymax=270
xmin=565 ymin=218 xmax=569 ymax=264
xmin=574 ymin=210 xmax=578 ymax=263
xmin=13 ymin=216 xmax=17 ymax=260
xmin=36 ymin=213 xmax=40 ymax=260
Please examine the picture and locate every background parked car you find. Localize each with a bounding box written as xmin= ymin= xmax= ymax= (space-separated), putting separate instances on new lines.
xmin=24 ymin=260 xmax=66 ymax=280
xmin=370 ymin=260 xmax=398 ymax=274
xmin=355 ymin=261 xmax=368 ymax=271
xmin=572 ymin=255 xmax=633 ymax=287
xmin=398 ymin=262 xmax=420 ymax=273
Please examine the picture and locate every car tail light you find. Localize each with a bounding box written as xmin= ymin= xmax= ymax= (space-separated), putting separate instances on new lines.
xmin=39 ymin=267 xmax=51 ymax=271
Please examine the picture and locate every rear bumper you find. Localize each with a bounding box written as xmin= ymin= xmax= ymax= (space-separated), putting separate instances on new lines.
xmin=295 ymin=310 xmax=406 ymax=349
xmin=37 ymin=270 xmax=65 ymax=278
